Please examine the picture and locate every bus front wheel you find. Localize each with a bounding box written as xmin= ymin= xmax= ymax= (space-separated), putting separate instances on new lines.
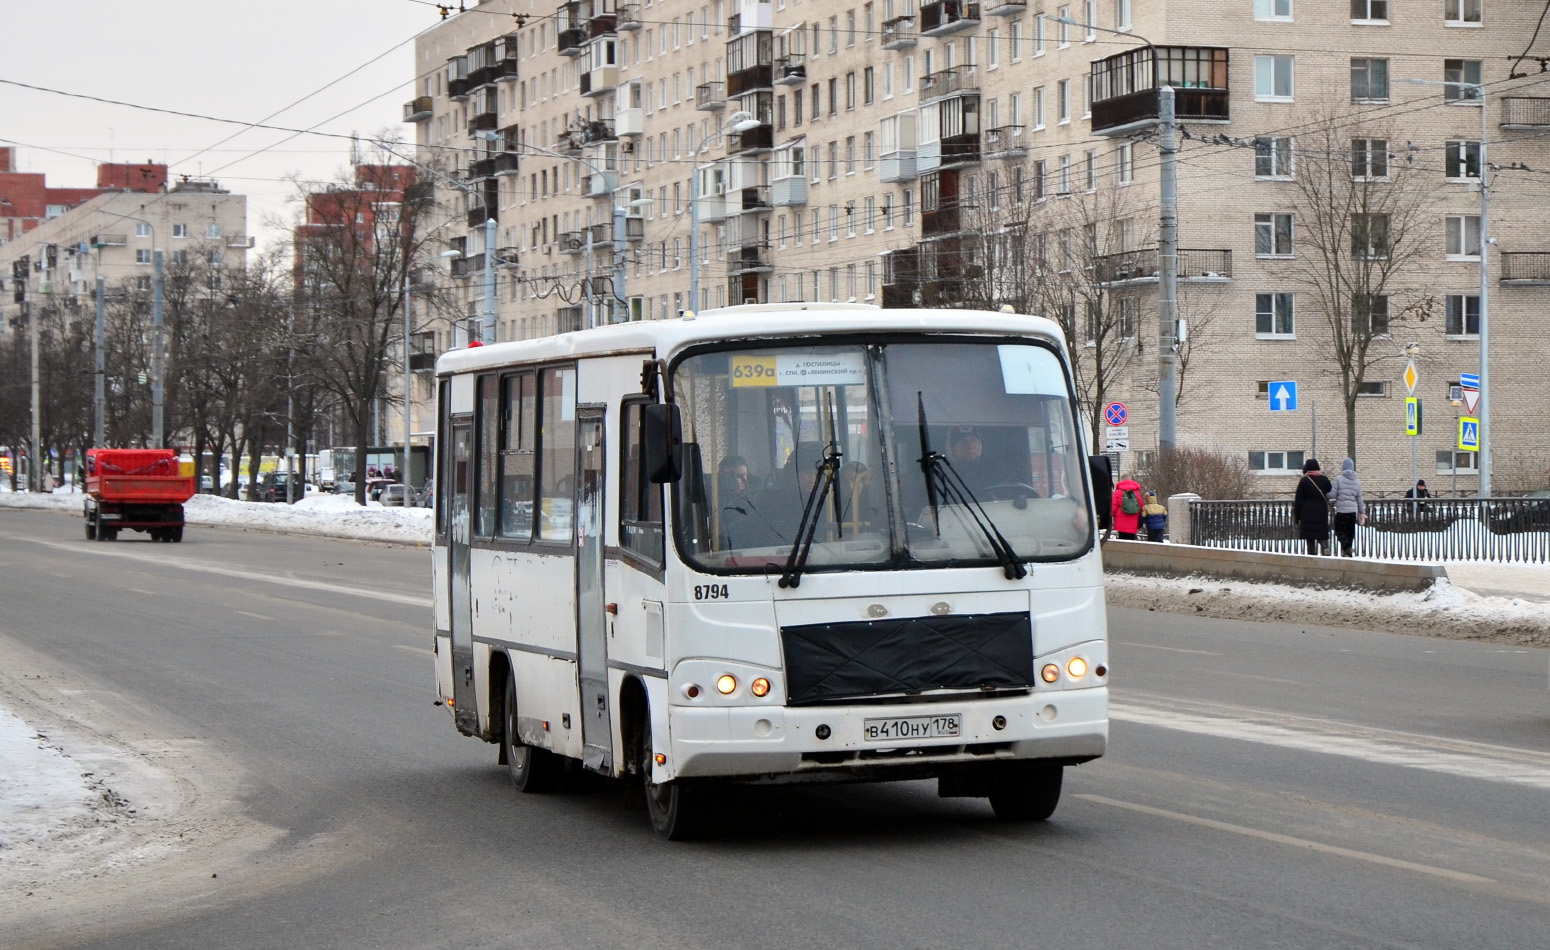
xmin=502 ymin=677 xmax=560 ymax=793
xmin=988 ymin=763 xmax=1063 ymax=822
xmin=639 ymin=713 xmax=704 ymax=840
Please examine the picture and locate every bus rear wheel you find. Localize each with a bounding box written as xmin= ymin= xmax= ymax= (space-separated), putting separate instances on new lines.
xmin=639 ymin=712 xmax=704 ymax=840
xmin=502 ymin=677 xmax=560 ymax=794
xmin=988 ymin=763 xmax=1064 ymax=822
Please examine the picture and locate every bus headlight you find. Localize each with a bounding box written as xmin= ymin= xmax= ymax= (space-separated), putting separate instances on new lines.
xmin=1067 ymin=657 xmax=1088 ymax=679
xmin=750 ymin=677 xmax=770 ymax=697
xmin=716 ymin=674 xmax=738 ymax=695
xmin=1041 ymin=664 xmax=1060 ymax=683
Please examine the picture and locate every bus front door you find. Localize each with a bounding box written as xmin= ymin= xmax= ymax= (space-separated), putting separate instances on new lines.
xmin=448 ymin=419 xmax=478 ymax=734
xmin=575 ymin=409 xmax=610 ymax=771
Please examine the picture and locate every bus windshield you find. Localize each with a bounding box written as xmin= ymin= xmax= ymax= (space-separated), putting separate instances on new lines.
xmin=671 ymin=339 xmax=1091 ymax=574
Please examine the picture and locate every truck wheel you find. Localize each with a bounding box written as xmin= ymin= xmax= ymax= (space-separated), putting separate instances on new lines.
xmin=639 ymin=709 xmax=705 ymax=840
xmin=988 ymin=764 xmax=1063 ymax=822
xmin=171 ymin=526 xmax=184 ymax=543
xmin=101 ymin=527 xmax=118 ymax=542
xmin=502 ymin=677 xmax=560 ymax=794
xmin=85 ymin=519 xmax=97 ymax=541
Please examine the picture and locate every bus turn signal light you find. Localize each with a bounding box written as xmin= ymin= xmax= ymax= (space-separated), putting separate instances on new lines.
xmin=1041 ymin=664 xmax=1060 ymax=683
xmin=716 ymin=674 xmax=738 ymax=694
xmin=751 ymin=677 xmax=770 ymax=697
xmin=1067 ymin=657 xmax=1088 ymax=679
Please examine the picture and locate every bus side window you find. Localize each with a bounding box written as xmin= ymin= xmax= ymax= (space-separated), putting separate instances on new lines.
xmin=620 ymin=400 xmax=664 ymax=564
xmin=537 ymin=367 xmax=577 ymax=542
xmin=475 ymin=374 xmax=500 ymax=537
xmin=436 ymin=379 xmax=451 ymax=537
xmin=499 ymin=373 xmax=536 ymax=540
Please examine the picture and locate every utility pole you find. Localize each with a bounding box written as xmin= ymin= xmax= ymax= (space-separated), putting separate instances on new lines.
xmin=1157 ymin=85 xmax=1179 ymax=450
xmin=152 ymin=249 xmax=164 ymax=447
xmin=403 ymin=272 xmax=413 ymax=494
xmin=94 ymin=277 xmax=105 ymax=447
xmin=483 ymin=216 xmax=497 ymax=342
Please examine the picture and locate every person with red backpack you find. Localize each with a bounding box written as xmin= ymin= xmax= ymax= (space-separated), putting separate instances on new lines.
xmin=1110 ymin=478 xmax=1145 ymax=540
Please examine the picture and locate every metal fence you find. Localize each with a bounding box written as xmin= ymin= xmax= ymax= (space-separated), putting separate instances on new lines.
xmin=1188 ymin=498 xmax=1550 ymax=563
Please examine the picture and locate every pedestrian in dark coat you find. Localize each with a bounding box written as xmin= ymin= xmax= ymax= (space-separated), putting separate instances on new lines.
xmin=1292 ymin=458 xmax=1333 ymax=556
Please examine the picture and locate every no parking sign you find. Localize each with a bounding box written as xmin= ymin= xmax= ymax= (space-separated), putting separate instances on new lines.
xmin=1104 ymin=402 xmax=1128 ymax=427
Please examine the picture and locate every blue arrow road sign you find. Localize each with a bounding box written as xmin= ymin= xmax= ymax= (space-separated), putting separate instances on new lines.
xmin=1269 ymin=380 xmax=1298 ymax=411
xmin=1460 ymin=373 xmax=1480 ymax=390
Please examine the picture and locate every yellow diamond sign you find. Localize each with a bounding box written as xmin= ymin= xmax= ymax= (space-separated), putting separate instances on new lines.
xmin=1403 ymin=362 xmax=1418 ymax=394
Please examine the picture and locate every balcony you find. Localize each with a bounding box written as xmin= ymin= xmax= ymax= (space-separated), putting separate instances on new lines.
xmin=467 ymin=111 xmax=498 ymax=135
xmin=615 ymin=103 xmax=643 ymax=136
xmin=448 ymin=74 xmax=470 ymax=101
xmin=696 ymin=190 xmax=729 ymax=223
xmin=880 ymin=149 xmax=917 ymax=183
xmin=772 ymin=175 xmax=807 ymax=207
xmin=450 ymin=253 xmax=486 ymax=278
xmin=557 ymin=306 xmax=584 ymax=333
xmin=558 ymin=231 xmax=585 ymax=254
xmin=617 ymin=3 xmax=642 ymax=30
xmin=493 ymin=57 xmax=519 ymax=83
xmin=623 ymin=215 xmax=645 ymax=242
xmin=1090 ymin=47 xmax=1231 ymax=135
xmin=918 ymin=1 xmax=980 ymax=38
xmin=728 ymin=244 xmax=774 ymax=274
xmin=588 ymin=12 xmax=617 ymax=38
xmin=469 ymin=157 xmax=497 ymax=180
xmin=493 ymin=247 xmax=521 ymax=268
xmin=467 ymin=205 xmax=493 ymax=227
xmin=881 ymin=247 xmax=922 ymax=308
xmin=776 ymin=55 xmax=806 ymax=86
xmin=492 ymin=152 xmax=521 ymax=176
xmin=1500 ymin=97 xmax=1550 ymax=130
xmin=881 ymin=16 xmax=917 ymax=50
xmin=919 ymin=132 xmax=981 ymax=173
xmin=226 ymin=235 xmax=256 ymax=249
xmin=559 ymin=28 xmax=588 ymax=56
xmin=727 ymin=65 xmax=775 ymax=97
xmin=920 ymin=66 xmax=978 ymax=102
xmin=984 ymin=125 xmax=1026 ymax=159
xmin=922 ymin=198 xmax=975 ymax=238
xmin=587 ymin=171 xmax=618 ymax=197
xmin=1093 ymin=248 xmax=1233 ymax=284
xmin=581 ymin=66 xmax=618 ymax=97
xmin=1499 ymin=251 xmax=1550 ymax=283
xmin=403 ymin=96 xmax=433 ymax=122
xmin=582 ymin=119 xmax=617 ymax=144
xmin=985 ymin=0 xmax=1026 ymax=15
xmin=727 ymin=123 xmax=774 ymax=154
xmin=557 ymin=128 xmax=585 ymax=155
xmin=731 ymin=185 xmax=771 ymax=213
xmin=697 ymin=81 xmax=726 ymax=111
xmin=89 ymin=233 xmax=127 ymax=247
xmin=586 ymin=223 xmax=615 ymax=248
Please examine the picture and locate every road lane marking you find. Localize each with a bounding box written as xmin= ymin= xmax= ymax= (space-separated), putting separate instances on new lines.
xmin=1113 ymin=698 xmax=1550 ymax=791
xmin=1075 ymin=794 xmax=1496 ymax=884
xmin=1116 ymin=642 xmax=1222 ymax=656
xmin=15 ymin=536 xmax=432 ymax=608
xmin=235 ymin=611 xmax=276 ymax=621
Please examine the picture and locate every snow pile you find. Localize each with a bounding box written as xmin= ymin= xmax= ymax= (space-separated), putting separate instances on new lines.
xmin=0 ymin=707 xmax=100 ymax=858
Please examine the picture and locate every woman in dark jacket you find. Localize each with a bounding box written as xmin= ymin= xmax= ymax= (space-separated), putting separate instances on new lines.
xmin=1292 ymin=458 xmax=1333 ymax=556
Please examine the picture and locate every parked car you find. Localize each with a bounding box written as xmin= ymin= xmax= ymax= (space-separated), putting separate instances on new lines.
xmin=419 ymin=479 xmax=434 ymax=509
xmin=364 ymin=478 xmax=396 ymax=503
xmin=380 ymin=483 xmax=418 ymax=507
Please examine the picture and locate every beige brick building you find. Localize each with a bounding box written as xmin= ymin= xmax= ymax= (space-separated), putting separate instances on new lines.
xmin=411 ymin=0 xmax=1550 ymax=495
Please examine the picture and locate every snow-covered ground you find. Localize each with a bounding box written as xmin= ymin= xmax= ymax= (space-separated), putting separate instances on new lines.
xmin=1 ymin=486 xmax=1546 ymax=912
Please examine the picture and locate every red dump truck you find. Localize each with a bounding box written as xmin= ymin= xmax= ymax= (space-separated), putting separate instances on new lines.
xmin=83 ymin=448 xmax=196 ymax=542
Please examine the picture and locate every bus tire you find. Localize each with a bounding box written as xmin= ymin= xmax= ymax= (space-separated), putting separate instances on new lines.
xmin=502 ymin=677 xmax=560 ymax=794
xmin=988 ymin=763 xmax=1063 ymax=822
xmin=640 ymin=713 xmax=704 ymax=840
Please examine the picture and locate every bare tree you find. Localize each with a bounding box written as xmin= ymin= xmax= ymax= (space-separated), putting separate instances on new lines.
xmin=1286 ymin=107 xmax=1438 ymax=460
xmin=292 ymin=141 xmax=438 ymax=505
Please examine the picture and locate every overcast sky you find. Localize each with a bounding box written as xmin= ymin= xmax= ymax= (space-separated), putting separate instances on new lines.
xmin=2 ymin=0 xmax=440 ymax=251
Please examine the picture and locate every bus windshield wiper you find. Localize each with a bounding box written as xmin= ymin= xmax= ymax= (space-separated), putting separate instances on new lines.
xmin=915 ymin=394 xmax=1025 ymax=580
xmin=778 ymin=443 xmax=842 ymax=589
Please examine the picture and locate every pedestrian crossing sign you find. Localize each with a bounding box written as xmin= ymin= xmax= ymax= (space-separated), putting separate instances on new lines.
xmin=1405 ymin=397 xmax=1422 ymax=437
xmin=1458 ymin=417 xmax=1480 ymax=452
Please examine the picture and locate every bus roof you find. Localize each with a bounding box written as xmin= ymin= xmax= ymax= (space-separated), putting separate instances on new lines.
xmin=436 ymin=304 xmax=1070 ymax=377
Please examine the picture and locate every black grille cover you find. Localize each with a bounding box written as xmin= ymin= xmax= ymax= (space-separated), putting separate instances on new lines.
xmin=780 ymin=611 xmax=1034 ymax=706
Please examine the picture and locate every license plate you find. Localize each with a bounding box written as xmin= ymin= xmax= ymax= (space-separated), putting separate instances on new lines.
xmin=862 ymin=713 xmax=961 ymax=742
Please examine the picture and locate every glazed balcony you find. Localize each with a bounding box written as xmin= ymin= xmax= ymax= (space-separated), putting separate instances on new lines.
xmin=589 ymin=12 xmax=618 ymax=38
xmin=727 ymin=123 xmax=774 ymax=155
xmin=727 ymin=244 xmax=774 ymax=274
xmin=450 ymin=253 xmax=485 ymax=278
xmin=772 ymin=174 xmax=807 ymax=207
xmin=580 ymin=66 xmax=618 ymax=97
xmin=403 ymin=96 xmax=433 ymax=122
xmin=1090 ymin=47 xmax=1231 ymax=135
xmin=559 ymin=28 xmax=588 ymax=56
xmin=731 ymin=185 xmax=771 ymax=213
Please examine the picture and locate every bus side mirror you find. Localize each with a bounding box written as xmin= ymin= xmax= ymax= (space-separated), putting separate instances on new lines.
xmin=1089 ymin=454 xmax=1114 ymax=530
xmin=643 ymin=403 xmax=683 ymax=483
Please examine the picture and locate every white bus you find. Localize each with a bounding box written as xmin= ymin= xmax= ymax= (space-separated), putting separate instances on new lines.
xmin=432 ymin=304 xmax=1113 ymax=838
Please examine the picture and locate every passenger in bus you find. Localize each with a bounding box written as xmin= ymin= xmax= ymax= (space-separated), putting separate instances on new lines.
xmin=716 ymin=455 xmax=759 ymax=548
xmin=737 ymin=443 xmax=827 ymax=548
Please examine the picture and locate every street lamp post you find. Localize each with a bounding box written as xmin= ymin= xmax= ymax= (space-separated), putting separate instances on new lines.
xmin=1060 ymin=18 xmax=1178 ymax=451
xmin=1403 ymin=77 xmax=1490 ymax=497
xmin=689 ymin=111 xmax=761 ymax=315
xmin=88 ymin=210 xmax=165 ymax=446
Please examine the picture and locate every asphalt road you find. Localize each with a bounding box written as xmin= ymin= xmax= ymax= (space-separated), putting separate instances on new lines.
xmin=2 ymin=507 xmax=1547 ymax=950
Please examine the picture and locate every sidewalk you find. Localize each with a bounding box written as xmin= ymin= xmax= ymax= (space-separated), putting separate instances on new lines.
xmin=1444 ymin=562 xmax=1550 ymax=604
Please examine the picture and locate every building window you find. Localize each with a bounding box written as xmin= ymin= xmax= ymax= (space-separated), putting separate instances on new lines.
xmin=1057 ymin=5 xmax=1071 ymax=46
xmin=1116 ymin=144 xmax=1133 ymax=184
xmin=136 ymin=222 xmax=152 ymax=237
xmin=1255 ymin=55 xmax=1294 ymax=101
xmin=1255 ymin=212 xmax=1293 ymax=257
xmin=1444 ymin=59 xmax=1483 ymax=100
xmin=206 ymin=223 xmax=223 ymax=239
xmin=172 ymin=224 xmax=188 ymax=239
xmin=1437 ymin=449 xmax=1477 ymax=473
xmin=1057 ymin=80 xmax=1070 ymax=123
xmin=1255 ymin=136 xmax=1293 ymax=178
xmin=1249 ymin=450 xmax=1306 ymax=472
xmin=1117 ymin=0 xmax=1133 ymax=29
xmin=1351 ymin=213 xmax=1389 ymax=259
xmin=1032 ymin=87 xmax=1046 ymax=129
xmin=1350 ymin=138 xmax=1389 ymax=179
xmin=1351 ymin=0 xmax=1388 ymax=22
xmin=864 ymin=67 xmax=875 ymax=104
xmin=136 ymin=249 xmax=152 ymax=264
xmin=1352 ymin=293 xmax=1390 ymax=336
xmin=1444 ymin=140 xmax=1481 ymax=180
xmin=1254 ymin=0 xmax=1292 ymax=20
xmin=1445 ymin=214 xmax=1481 ymax=259
xmin=1444 ymin=0 xmax=1481 ymax=25
xmin=1255 ymin=292 xmax=1295 ymax=337
xmin=1446 ymin=293 xmax=1480 ymax=335
xmin=1350 ymin=58 xmax=1388 ymax=101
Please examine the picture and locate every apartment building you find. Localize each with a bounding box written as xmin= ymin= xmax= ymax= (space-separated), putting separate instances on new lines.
xmin=411 ymin=0 xmax=1550 ymax=494
xmin=0 ymin=162 xmax=251 ymax=341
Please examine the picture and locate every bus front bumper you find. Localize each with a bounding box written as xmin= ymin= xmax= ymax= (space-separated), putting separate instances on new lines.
xmin=664 ymin=687 xmax=1107 ymax=781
